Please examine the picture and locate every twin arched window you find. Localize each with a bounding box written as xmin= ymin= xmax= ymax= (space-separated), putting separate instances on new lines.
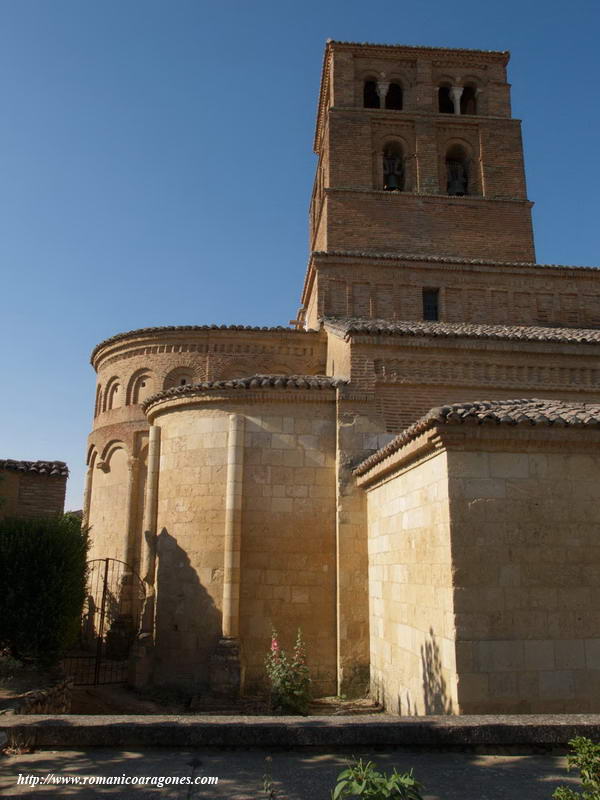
xmin=363 ymin=80 xmax=379 ymax=108
xmin=379 ymin=141 xmax=473 ymax=195
xmin=439 ymin=85 xmax=454 ymax=114
xmin=385 ymin=83 xmax=403 ymax=110
xmin=363 ymin=80 xmax=403 ymax=110
xmin=438 ymin=83 xmax=478 ymax=115
xmin=460 ymin=86 xmax=477 ymax=115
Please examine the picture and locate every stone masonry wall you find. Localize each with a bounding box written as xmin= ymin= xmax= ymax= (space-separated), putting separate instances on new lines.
xmin=239 ymin=402 xmax=337 ymax=695
xmin=151 ymin=408 xmax=229 ymax=690
xmin=365 ymin=447 xmax=457 ymax=715
xmin=447 ymin=434 xmax=600 ymax=714
xmin=150 ymin=399 xmax=338 ymax=695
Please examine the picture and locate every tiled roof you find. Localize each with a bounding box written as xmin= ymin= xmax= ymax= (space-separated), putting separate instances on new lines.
xmin=91 ymin=324 xmax=312 ymax=362
xmin=323 ymin=317 xmax=600 ymax=345
xmin=354 ymin=399 xmax=600 ymax=476
xmin=0 ymin=459 xmax=69 ymax=477
xmin=142 ymin=374 xmax=346 ymax=410
xmin=313 ymin=249 xmax=600 ymax=272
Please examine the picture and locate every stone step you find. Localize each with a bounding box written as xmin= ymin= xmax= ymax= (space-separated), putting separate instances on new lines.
xmin=3 ymin=713 xmax=600 ymax=750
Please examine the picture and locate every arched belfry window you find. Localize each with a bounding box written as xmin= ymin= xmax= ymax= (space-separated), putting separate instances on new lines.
xmin=385 ymin=82 xmax=403 ymax=110
xmin=383 ymin=144 xmax=405 ymax=191
xmin=438 ymin=85 xmax=454 ymax=113
xmin=460 ymin=85 xmax=477 ymax=115
xmin=446 ymin=144 xmax=469 ymax=196
xmin=363 ymin=80 xmax=379 ymax=108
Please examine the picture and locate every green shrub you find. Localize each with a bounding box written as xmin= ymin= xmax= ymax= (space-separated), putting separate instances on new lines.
xmin=553 ymin=737 xmax=600 ymax=799
xmin=332 ymin=758 xmax=423 ymax=800
xmin=0 ymin=515 xmax=88 ymax=666
xmin=265 ymin=628 xmax=311 ymax=715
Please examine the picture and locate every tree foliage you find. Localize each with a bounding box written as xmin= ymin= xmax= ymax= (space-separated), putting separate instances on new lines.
xmin=554 ymin=737 xmax=600 ymax=800
xmin=0 ymin=515 xmax=88 ymax=666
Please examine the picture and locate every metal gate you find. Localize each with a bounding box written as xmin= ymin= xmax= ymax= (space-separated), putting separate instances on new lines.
xmin=63 ymin=558 xmax=145 ymax=686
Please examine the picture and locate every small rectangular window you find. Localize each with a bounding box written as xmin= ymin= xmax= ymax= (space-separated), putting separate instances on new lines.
xmin=423 ymin=289 xmax=439 ymax=321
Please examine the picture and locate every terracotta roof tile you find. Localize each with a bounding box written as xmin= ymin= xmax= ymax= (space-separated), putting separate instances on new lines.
xmin=91 ymin=324 xmax=313 ymax=362
xmin=354 ymin=399 xmax=600 ymax=476
xmin=0 ymin=459 xmax=69 ymax=477
xmin=142 ymin=374 xmax=346 ymax=411
xmin=314 ymin=249 xmax=600 ymax=272
xmin=324 ymin=317 xmax=600 ymax=345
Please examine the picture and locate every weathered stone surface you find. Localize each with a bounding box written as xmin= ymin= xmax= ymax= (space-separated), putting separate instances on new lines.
xmin=4 ymin=713 xmax=600 ymax=749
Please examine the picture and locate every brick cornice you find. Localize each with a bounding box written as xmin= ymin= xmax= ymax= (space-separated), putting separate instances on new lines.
xmin=91 ymin=325 xmax=321 ymax=370
xmin=311 ymin=250 xmax=600 ymax=274
xmin=326 ymin=40 xmax=509 ymax=62
xmin=329 ymin=106 xmax=520 ymax=124
xmin=324 ymin=187 xmax=534 ymax=207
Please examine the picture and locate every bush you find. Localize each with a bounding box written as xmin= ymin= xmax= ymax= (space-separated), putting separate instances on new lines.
xmin=0 ymin=515 xmax=88 ymax=666
xmin=553 ymin=737 xmax=600 ymax=799
xmin=265 ymin=628 xmax=311 ymax=715
xmin=332 ymin=758 xmax=424 ymax=800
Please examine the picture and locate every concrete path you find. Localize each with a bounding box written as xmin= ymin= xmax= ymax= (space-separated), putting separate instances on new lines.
xmin=0 ymin=747 xmax=578 ymax=799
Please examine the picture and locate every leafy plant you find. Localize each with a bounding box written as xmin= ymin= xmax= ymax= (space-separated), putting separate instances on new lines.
xmin=262 ymin=756 xmax=285 ymax=799
xmin=553 ymin=737 xmax=600 ymax=799
xmin=264 ymin=628 xmax=311 ymax=715
xmin=332 ymin=758 xmax=423 ymax=800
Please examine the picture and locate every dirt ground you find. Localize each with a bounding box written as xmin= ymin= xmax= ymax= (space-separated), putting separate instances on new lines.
xmin=69 ymin=684 xmax=383 ymax=716
xmin=0 ymin=664 xmax=58 ymax=713
xmin=0 ymin=746 xmax=577 ymax=799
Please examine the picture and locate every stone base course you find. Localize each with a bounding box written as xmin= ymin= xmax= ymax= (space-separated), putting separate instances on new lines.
xmin=4 ymin=713 xmax=600 ymax=749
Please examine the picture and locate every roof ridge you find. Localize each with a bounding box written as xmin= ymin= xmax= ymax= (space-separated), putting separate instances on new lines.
xmin=323 ymin=317 xmax=600 ymax=345
xmin=313 ymin=249 xmax=600 ymax=272
xmin=354 ymin=398 xmax=600 ymax=476
xmin=142 ymin=374 xmax=346 ymax=411
xmin=0 ymin=459 xmax=69 ymax=477
xmin=90 ymin=324 xmax=314 ymax=363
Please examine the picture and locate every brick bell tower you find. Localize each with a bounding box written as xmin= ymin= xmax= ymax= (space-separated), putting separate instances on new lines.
xmin=299 ymin=40 xmax=536 ymax=328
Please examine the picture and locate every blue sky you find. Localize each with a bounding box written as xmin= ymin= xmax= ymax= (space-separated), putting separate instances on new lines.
xmin=0 ymin=0 xmax=598 ymax=510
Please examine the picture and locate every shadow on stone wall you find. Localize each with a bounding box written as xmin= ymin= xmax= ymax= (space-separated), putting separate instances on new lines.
xmin=154 ymin=528 xmax=222 ymax=691
xmin=421 ymin=627 xmax=453 ymax=714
